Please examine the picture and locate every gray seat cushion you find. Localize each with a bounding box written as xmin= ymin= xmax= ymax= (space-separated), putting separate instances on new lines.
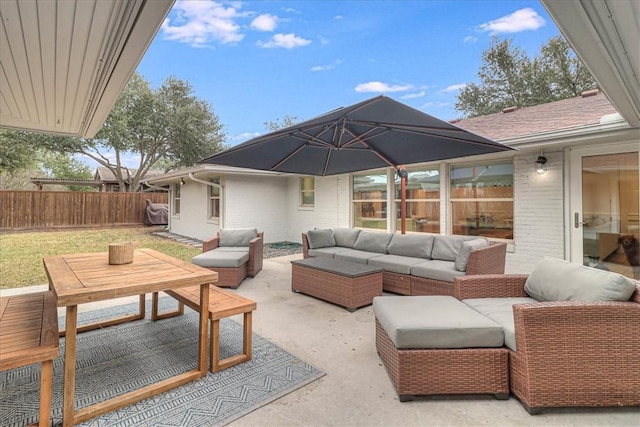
xmin=368 ymin=254 xmax=426 ymax=275
xmin=410 ymin=259 xmax=466 ymax=283
xmin=332 ymin=228 xmax=360 ymax=248
xmin=463 ymin=297 xmax=538 ymax=351
xmin=386 ymin=233 xmax=434 ymax=259
xmin=219 ymin=228 xmax=258 ymax=247
xmin=210 ymin=246 xmax=250 ymax=253
xmin=192 ymin=250 xmax=249 ymax=268
xmin=308 ymin=247 xmax=352 ymax=258
xmin=524 ymin=256 xmax=637 ymax=302
xmin=373 ymin=296 xmax=504 ymax=349
xmin=353 ymin=231 xmax=393 ymax=254
xmin=335 ymin=249 xmax=385 ymax=264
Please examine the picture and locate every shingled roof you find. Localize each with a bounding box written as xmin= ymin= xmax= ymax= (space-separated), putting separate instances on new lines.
xmin=451 ymin=90 xmax=620 ymax=142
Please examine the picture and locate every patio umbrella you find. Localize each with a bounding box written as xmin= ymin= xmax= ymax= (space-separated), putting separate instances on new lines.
xmin=200 ymin=95 xmax=515 ymax=232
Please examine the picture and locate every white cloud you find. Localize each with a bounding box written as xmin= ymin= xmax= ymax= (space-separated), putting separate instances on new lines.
xmin=464 ymin=35 xmax=478 ymax=43
xmin=251 ymin=14 xmax=277 ymax=31
xmin=233 ymin=132 xmax=261 ymax=142
xmin=311 ymin=59 xmax=344 ymax=72
xmin=334 ymin=15 xmax=344 ymax=20
xmin=442 ymin=83 xmax=467 ymax=92
xmin=161 ymin=0 xmax=245 ymax=47
xmin=401 ymin=90 xmax=426 ymax=99
xmin=478 ymin=8 xmax=545 ymax=34
xmin=354 ymin=81 xmax=414 ymax=93
xmin=258 ymin=33 xmax=311 ymax=49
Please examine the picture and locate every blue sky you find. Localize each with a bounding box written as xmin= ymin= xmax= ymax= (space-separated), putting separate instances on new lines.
xmin=114 ymin=1 xmax=560 ymax=167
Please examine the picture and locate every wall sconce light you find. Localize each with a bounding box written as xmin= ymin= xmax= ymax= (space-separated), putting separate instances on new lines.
xmin=397 ymin=168 xmax=408 ymax=179
xmin=180 ymin=177 xmax=185 ymax=185
xmin=535 ymin=152 xmax=547 ymax=175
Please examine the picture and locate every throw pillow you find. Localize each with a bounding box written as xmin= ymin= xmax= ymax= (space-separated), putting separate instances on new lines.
xmin=333 ymin=228 xmax=360 ymax=248
xmin=431 ymin=236 xmax=466 ymax=261
xmin=524 ymin=256 xmax=636 ymax=302
xmin=387 ymin=233 xmax=435 ymax=259
xmin=454 ymin=238 xmax=490 ymax=271
xmin=307 ymin=229 xmax=336 ymax=249
xmin=353 ymin=231 xmax=393 ymax=254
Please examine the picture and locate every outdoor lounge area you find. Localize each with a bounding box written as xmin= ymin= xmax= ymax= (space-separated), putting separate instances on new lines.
xmin=2 ymin=250 xmax=638 ymax=426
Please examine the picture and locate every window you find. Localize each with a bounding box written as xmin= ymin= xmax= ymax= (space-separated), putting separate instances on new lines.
xmin=172 ymin=183 xmax=181 ymax=215
xmin=300 ymin=177 xmax=315 ymax=208
xmin=353 ymin=173 xmax=387 ymax=230
xmin=395 ymin=168 xmax=440 ymax=233
xmin=450 ymin=161 xmax=514 ymax=239
xmin=208 ymin=178 xmax=221 ymax=220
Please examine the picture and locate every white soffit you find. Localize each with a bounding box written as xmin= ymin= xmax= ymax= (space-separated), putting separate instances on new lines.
xmin=0 ymin=0 xmax=173 ymax=138
xmin=541 ymin=0 xmax=640 ymax=127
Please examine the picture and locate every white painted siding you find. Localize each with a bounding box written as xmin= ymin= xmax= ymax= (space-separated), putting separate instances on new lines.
xmin=507 ymin=151 xmax=565 ymax=273
xmin=169 ymin=181 xmax=220 ymax=241
xmin=223 ymin=176 xmax=289 ymax=242
xmin=285 ymin=175 xmax=351 ymax=242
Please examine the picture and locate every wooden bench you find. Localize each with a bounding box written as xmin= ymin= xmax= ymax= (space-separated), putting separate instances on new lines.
xmin=0 ymin=291 xmax=59 ymax=427
xmin=151 ymin=285 xmax=257 ymax=372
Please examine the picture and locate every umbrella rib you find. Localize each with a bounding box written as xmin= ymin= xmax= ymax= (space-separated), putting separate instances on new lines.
xmin=342 ymin=126 xmax=395 ymax=167
xmin=271 ymin=145 xmax=307 ymax=171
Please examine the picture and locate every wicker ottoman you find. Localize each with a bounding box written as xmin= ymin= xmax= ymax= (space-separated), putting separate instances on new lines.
xmin=373 ymin=295 xmax=509 ymax=401
xmin=291 ymin=258 xmax=383 ymax=312
xmin=192 ymin=250 xmax=249 ymax=288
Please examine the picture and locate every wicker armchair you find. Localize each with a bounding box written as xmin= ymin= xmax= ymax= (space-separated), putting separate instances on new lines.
xmin=202 ymin=231 xmax=264 ymax=280
xmin=454 ymin=274 xmax=640 ymax=414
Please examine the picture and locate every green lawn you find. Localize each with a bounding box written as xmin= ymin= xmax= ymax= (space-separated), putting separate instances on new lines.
xmin=0 ymin=228 xmax=201 ymax=290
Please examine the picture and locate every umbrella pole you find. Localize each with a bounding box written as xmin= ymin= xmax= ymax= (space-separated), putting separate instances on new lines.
xmin=400 ymin=167 xmax=407 ymax=234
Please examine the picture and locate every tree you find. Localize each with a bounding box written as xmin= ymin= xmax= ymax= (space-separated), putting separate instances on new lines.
xmin=264 ymin=115 xmax=299 ymax=131
xmin=30 ymin=73 xmax=227 ymax=192
xmin=0 ymin=130 xmax=36 ymax=175
xmin=39 ymin=152 xmax=94 ymax=191
xmin=455 ymin=36 xmax=598 ymax=117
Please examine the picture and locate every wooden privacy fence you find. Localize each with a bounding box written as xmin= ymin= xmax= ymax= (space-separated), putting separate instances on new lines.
xmin=0 ymin=191 xmax=168 ymax=230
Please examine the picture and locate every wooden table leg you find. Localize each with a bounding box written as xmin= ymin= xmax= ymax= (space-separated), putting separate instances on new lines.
xmin=243 ymin=311 xmax=252 ymax=361
xmin=198 ymin=284 xmax=209 ymax=377
xmin=210 ymin=319 xmax=220 ymax=373
xmin=39 ymin=359 xmax=53 ymax=427
xmin=63 ymin=305 xmax=78 ymax=427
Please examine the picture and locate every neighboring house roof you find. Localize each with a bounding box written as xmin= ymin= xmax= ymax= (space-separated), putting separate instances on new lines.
xmin=94 ymin=167 xmax=165 ymax=183
xmin=452 ymin=91 xmax=620 ymax=142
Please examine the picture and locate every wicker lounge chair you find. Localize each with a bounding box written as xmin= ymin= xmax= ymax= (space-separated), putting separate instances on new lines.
xmin=192 ymin=229 xmax=263 ymax=288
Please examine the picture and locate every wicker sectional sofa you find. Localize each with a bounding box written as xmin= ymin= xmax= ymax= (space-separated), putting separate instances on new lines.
xmin=374 ymin=257 xmax=640 ymax=414
xmin=302 ymin=228 xmax=507 ymax=296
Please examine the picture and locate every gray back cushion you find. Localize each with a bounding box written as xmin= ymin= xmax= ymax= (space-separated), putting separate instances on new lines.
xmin=333 ymin=228 xmax=361 ymax=248
xmin=524 ymin=257 xmax=637 ymax=302
xmin=431 ymin=236 xmax=467 ymax=261
xmin=306 ymin=229 xmax=336 ymax=249
xmin=387 ymin=233 xmax=434 ymax=259
xmin=353 ymin=231 xmax=393 ymax=254
xmin=454 ymin=238 xmax=489 ymax=271
xmin=219 ymin=228 xmax=258 ymax=247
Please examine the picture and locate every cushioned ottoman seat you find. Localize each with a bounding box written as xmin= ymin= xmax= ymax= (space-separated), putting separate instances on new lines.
xmin=192 ymin=250 xmax=249 ymax=288
xmin=373 ymin=295 xmax=509 ymax=401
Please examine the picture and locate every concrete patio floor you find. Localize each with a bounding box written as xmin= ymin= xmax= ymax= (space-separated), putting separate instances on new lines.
xmin=5 ymin=254 xmax=638 ymax=426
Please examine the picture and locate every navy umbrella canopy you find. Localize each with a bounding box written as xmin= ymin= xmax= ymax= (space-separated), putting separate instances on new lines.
xmin=200 ymin=95 xmax=514 ymax=176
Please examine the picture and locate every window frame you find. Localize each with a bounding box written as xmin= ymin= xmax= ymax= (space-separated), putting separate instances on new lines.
xmin=172 ymin=183 xmax=181 ymax=216
xmin=449 ymin=160 xmax=514 ymax=241
xmin=394 ymin=167 xmax=441 ymax=234
xmin=299 ymin=177 xmax=315 ymax=209
xmin=207 ymin=178 xmax=221 ymax=223
xmin=352 ymin=171 xmax=389 ymax=231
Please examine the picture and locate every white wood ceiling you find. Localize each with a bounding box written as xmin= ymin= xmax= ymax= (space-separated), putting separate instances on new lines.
xmin=0 ymin=0 xmax=173 ymax=138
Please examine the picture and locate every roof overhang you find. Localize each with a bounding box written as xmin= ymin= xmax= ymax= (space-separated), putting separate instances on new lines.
xmin=145 ymin=164 xmax=287 ymax=186
xmin=0 ymin=0 xmax=174 ymax=138
xmin=541 ymin=0 xmax=640 ymax=127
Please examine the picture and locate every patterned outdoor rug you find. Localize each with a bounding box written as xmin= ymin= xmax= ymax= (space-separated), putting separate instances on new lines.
xmin=0 ymin=298 xmax=324 ymax=426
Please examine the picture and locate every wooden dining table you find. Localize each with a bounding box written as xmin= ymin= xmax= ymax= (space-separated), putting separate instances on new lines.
xmin=43 ymin=248 xmax=217 ymax=427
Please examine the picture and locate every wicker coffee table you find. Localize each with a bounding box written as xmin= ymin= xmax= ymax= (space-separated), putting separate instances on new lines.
xmin=291 ymin=258 xmax=383 ymax=311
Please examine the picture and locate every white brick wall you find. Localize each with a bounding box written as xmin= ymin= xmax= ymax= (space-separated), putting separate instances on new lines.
xmin=507 ymin=151 xmax=565 ymax=273
xmin=169 ymin=182 xmax=220 ymax=241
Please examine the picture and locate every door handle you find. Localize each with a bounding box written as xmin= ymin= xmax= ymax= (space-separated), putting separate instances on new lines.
xmin=574 ymin=212 xmax=586 ymax=228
